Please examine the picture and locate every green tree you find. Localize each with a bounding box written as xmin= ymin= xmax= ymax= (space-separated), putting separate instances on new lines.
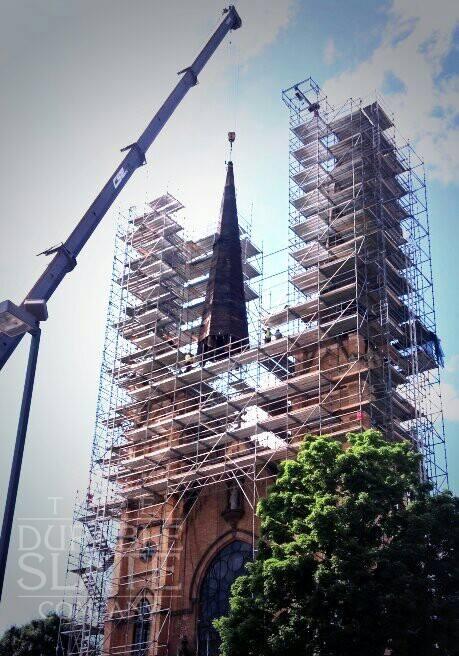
xmin=215 ymin=430 xmax=459 ymax=656
xmin=0 ymin=612 xmax=66 ymax=656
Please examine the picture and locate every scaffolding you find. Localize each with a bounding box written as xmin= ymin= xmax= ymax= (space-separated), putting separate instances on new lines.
xmin=60 ymin=78 xmax=448 ymax=656
xmin=282 ymin=77 xmax=447 ymax=489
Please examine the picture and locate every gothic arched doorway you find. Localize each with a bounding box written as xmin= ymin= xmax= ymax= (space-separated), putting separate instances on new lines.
xmin=197 ymin=540 xmax=252 ymax=656
xmin=132 ymin=598 xmax=151 ymax=656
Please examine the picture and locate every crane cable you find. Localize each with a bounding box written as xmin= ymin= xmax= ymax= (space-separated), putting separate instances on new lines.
xmin=226 ymin=9 xmax=240 ymax=160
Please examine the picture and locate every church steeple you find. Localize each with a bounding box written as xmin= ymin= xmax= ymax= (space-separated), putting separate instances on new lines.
xmin=197 ymin=155 xmax=249 ymax=359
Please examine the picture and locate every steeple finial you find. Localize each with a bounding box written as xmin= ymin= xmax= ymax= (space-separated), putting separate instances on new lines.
xmin=228 ymin=131 xmax=236 ymax=160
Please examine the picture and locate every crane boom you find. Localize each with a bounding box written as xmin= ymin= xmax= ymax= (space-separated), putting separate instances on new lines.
xmin=0 ymin=5 xmax=241 ymax=369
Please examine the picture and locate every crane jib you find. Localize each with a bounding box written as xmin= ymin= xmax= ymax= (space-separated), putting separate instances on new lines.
xmin=0 ymin=5 xmax=241 ymax=370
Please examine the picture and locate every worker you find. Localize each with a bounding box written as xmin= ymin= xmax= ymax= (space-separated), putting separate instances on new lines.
xmin=264 ymin=327 xmax=272 ymax=343
xmin=233 ymin=409 xmax=247 ymax=429
xmin=275 ymin=328 xmax=283 ymax=340
xmin=184 ymin=352 xmax=193 ymax=372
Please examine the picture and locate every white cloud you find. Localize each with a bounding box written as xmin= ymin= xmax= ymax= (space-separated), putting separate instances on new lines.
xmin=323 ymin=0 xmax=459 ymax=184
xmin=441 ymin=381 xmax=459 ymax=422
xmin=233 ymin=0 xmax=297 ymax=63
xmin=324 ymin=37 xmax=337 ymax=66
xmin=445 ymin=354 xmax=459 ymax=374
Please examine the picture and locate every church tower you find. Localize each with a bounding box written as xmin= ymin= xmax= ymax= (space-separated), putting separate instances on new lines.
xmin=197 ymin=160 xmax=249 ymax=359
xmin=62 ymin=155 xmax=265 ymax=656
xmin=61 ymin=81 xmax=446 ymax=656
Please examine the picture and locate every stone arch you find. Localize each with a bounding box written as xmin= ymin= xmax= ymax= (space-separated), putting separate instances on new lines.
xmin=189 ymin=529 xmax=253 ymax=604
xmin=129 ymin=587 xmax=154 ymax=611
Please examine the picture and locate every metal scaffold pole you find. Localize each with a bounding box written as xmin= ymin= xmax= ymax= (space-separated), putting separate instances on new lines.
xmin=0 ymin=329 xmax=41 ymax=601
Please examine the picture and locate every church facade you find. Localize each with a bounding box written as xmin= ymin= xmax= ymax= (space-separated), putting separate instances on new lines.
xmin=61 ymin=80 xmax=446 ymax=656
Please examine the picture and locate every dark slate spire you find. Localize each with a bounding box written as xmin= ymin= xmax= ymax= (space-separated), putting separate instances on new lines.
xmin=197 ymin=161 xmax=249 ymax=360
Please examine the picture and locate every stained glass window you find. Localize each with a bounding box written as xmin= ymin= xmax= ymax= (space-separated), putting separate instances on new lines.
xmin=197 ymin=540 xmax=252 ymax=656
xmin=132 ymin=599 xmax=151 ymax=656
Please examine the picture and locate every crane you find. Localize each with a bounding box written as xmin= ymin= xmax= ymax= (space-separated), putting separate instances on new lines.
xmin=0 ymin=5 xmax=241 ymax=369
xmin=0 ymin=5 xmax=242 ymax=601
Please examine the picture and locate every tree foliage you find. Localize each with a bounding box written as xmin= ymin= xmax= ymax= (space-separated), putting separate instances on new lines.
xmin=215 ymin=431 xmax=459 ymax=656
xmin=0 ymin=612 xmax=65 ymax=656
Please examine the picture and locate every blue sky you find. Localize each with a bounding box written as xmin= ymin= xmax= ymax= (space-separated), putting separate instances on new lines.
xmin=0 ymin=0 xmax=457 ymax=630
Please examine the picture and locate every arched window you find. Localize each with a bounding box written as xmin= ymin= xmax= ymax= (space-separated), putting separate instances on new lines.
xmin=197 ymin=540 xmax=252 ymax=656
xmin=133 ymin=599 xmax=151 ymax=656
